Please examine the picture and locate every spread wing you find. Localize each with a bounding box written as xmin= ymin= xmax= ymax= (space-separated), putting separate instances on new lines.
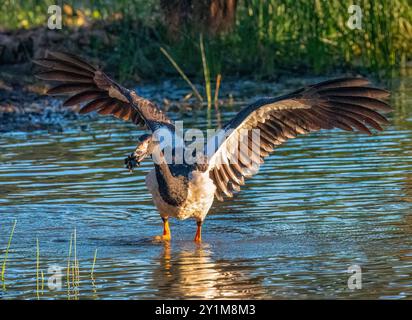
xmin=34 ymin=51 xmax=172 ymax=131
xmin=207 ymin=77 xmax=391 ymax=201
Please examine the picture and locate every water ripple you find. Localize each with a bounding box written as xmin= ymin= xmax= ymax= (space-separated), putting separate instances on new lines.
xmin=0 ymin=79 xmax=412 ymax=299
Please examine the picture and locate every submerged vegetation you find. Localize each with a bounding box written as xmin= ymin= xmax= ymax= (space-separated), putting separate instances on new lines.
xmin=1 ymin=0 xmax=411 ymax=83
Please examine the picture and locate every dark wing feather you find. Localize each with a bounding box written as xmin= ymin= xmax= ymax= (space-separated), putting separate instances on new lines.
xmin=207 ymin=77 xmax=391 ymax=201
xmin=34 ymin=51 xmax=173 ymax=131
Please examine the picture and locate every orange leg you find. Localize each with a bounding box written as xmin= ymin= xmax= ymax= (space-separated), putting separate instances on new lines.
xmin=194 ymin=221 xmax=202 ymax=242
xmin=162 ymin=217 xmax=171 ymax=241
xmin=154 ymin=217 xmax=171 ymax=241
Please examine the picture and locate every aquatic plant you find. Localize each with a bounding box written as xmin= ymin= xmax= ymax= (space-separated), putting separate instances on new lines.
xmin=160 ymin=47 xmax=203 ymax=103
xmin=66 ymin=229 xmax=80 ymax=300
xmin=36 ymin=238 xmax=44 ymax=299
xmin=1 ymin=220 xmax=17 ymax=290
xmin=91 ymin=248 xmax=97 ymax=279
xmin=199 ymin=34 xmax=212 ymax=109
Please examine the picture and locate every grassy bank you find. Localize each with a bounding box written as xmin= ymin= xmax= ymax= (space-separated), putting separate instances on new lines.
xmin=1 ymin=0 xmax=411 ymax=82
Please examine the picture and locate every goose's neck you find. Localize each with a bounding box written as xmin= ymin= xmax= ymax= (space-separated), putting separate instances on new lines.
xmin=156 ymin=161 xmax=174 ymax=183
xmin=152 ymin=146 xmax=173 ymax=181
xmin=152 ymin=146 xmax=188 ymax=207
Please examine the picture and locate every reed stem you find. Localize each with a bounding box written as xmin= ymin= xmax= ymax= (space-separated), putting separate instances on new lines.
xmin=200 ymin=34 xmax=212 ymax=109
xmin=160 ymin=47 xmax=204 ymax=103
xmin=1 ymin=220 xmax=17 ymax=290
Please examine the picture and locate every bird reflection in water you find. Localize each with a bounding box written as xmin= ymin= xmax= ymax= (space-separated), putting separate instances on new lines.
xmin=151 ymin=242 xmax=267 ymax=299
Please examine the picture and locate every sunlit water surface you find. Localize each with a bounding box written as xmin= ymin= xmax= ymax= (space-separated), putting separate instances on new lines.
xmin=1 ymin=78 xmax=412 ymax=299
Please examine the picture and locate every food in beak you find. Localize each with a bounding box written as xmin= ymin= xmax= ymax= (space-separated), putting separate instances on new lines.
xmin=125 ymin=152 xmax=140 ymax=172
xmin=124 ymin=149 xmax=149 ymax=172
xmin=124 ymin=134 xmax=152 ymax=172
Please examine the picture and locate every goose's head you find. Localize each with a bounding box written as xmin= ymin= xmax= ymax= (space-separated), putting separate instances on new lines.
xmin=125 ymin=134 xmax=156 ymax=171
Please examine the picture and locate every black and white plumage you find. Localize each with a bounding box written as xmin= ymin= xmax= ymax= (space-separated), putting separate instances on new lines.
xmin=34 ymin=52 xmax=391 ymax=242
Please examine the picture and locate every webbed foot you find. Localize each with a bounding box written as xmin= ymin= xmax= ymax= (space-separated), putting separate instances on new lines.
xmin=153 ymin=218 xmax=171 ymax=242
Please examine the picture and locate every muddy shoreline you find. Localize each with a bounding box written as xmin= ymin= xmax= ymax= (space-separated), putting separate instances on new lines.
xmin=1 ymin=22 xmax=405 ymax=133
xmin=2 ymin=54 xmax=404 ymax=134
xmin=1 ymin=60 xmax=325 ymax=133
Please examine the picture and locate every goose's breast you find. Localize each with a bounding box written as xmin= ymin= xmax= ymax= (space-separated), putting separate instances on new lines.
xmin=183 ymin=170 xmax=216 ymax=221
xmin=145 ymin=169 xmax=216 ymax=221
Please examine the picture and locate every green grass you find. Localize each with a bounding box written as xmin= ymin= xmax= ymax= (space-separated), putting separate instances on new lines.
xmin=199 ymin=34 xmax=212 ymax=109
xmin=91 ymin=249 xmax=97 ymax=275
xmin=1 ymin=220 xmax=17 ymax=290
xmin=67 ymin=231 xmax=73 ymax=298
xmin=73 ymin=228 xmax=79 ymax=300
xmin=66 ymin=229 xmax=80 ymax=300
xmin=1 ymin=1 xmax=411 ymax=81
xmin=36 ymin=237 xmax=42 ymax=299
xmin=91 ymin=248 xmax=98 ymax=297
xmin=160 ymin=47 xmax=203 ymax=102
xmin=0 ymin=225 xmax=100 ymax=299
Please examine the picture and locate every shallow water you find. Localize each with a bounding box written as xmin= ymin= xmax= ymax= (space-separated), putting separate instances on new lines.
xmin=1 ymin=78 xmax=412 ymax=299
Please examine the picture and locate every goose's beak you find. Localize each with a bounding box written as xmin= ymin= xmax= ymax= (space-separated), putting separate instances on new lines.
xmin=125 ymin=134 xmax=153 ymax=172
xmin=135 ymin=151 xmax=147 ymax=164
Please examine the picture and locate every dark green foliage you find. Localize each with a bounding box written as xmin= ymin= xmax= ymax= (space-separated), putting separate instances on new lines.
xmin=2 ymin=0 xmax=411 ymax=81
